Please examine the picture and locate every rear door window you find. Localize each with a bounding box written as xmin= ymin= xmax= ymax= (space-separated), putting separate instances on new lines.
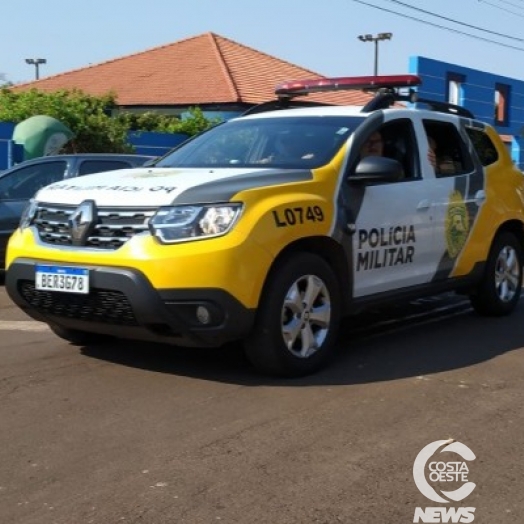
xmin=423 ymin=120 xmax=474 ymax=177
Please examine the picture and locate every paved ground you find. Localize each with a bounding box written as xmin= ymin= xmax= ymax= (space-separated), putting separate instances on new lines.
xmin=0 ymin=284 xmax=523 ymax=523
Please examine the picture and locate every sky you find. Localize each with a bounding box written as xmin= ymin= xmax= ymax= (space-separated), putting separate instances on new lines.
xmin=2 ymin=0 xmax=524 ymax=85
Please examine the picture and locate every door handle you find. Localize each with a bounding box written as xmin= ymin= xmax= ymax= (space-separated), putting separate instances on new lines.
xmin=417 ymin=199 xmax=431 ymax=210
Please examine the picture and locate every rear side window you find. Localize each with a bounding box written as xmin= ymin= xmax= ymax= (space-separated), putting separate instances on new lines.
xmin=77 ymin=160 xmax=131 ymax=176
xmin=465 ymin=128 xmax=499 ymax=166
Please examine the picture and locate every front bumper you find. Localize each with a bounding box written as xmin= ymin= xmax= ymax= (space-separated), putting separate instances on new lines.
xmin=6 ymin=259 xmax=255 ymax=347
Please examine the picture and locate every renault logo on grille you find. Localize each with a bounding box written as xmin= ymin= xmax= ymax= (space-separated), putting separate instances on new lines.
xmin=69 ymin=200 xmax=97 ymax=245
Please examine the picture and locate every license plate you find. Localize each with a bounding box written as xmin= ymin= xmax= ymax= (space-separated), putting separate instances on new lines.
xmin=35 ymin=265 xmax=90 ymax=294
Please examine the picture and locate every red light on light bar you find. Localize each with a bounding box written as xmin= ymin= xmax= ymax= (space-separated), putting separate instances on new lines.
xmin=275 ymin=74 xmax=421 ymax=97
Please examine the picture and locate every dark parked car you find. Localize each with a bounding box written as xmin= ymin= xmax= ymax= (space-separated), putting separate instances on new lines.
xmin=0 ymin=153 xmax=155 ymax=269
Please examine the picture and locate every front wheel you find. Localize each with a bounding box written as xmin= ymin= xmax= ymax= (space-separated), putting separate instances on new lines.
xmin=244 ymin=253 xmax=341 ymax=377
xmin=469 ymin=231 xmax=523 ymax=316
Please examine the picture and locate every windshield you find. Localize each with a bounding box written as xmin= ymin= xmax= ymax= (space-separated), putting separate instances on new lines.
xmin=155 ymin=116 xmax=363 ymax=169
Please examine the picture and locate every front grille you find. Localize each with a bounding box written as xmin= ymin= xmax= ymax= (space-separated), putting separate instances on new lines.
xmin=34 ymin=204 xmax=156 ymax=250
xmin=18 ymin=281 xmax=138 ymax=326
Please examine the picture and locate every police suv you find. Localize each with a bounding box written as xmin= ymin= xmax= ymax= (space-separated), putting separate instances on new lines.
xmin=6 ymin=75 xmax=524 ymax=376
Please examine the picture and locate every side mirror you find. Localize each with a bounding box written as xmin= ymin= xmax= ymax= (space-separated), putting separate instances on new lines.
xmin=348 ymin=156 xmax=404 ymax=184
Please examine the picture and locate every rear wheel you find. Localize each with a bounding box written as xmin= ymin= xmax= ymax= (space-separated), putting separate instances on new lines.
xmin=244 ymin=253 xmax=341 ymax=377
xmin=49 ymin=324 xmax=112 ymax=346
xmin=470 ymin=231 xmax=523 ymax=316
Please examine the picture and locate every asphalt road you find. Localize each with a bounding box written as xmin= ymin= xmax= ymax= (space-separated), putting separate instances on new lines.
xmin=0 ymin=284 xmax=523 ymax=524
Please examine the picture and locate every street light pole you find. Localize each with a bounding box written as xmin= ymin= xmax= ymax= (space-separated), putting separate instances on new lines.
xmin=357 ymin=33 xmax=393 ymax=76
xmin=25 ymin=58 xmax=47 ymax=80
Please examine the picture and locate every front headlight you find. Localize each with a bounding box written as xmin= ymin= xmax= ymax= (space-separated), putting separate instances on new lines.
xmin=19 ymin=199 xmax=38 ymax=230
xmin=149 ymin=203 xmax=243 ymax=243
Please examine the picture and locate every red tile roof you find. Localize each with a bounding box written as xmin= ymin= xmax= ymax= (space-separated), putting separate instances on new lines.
xmin=13 ymin=32 xmax=374 ymax=108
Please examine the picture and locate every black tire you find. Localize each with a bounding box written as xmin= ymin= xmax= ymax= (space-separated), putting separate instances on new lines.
xmin=244 ymin=253 xmax=341 ymax=377
xmin=470 ymin=231 xmax=523 ymax=316
xmin=49 ymin=324 xmax=111 ymax=346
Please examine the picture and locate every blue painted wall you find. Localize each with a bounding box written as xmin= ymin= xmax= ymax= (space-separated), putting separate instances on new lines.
xmin=128 ymin=130 xmax=189 ymax=157
xmin=0 ymin=122 xmax=23 ymax=170
xmin=182 ymin=110 xmax=242 ymax=121
xmin=409 ymin=56 xmax=524 ymax=167
xmin=0 ymin=124 xmax=190 ymax=169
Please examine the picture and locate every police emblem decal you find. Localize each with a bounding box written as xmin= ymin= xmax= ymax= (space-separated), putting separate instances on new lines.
xmin=69 ymin=200 xmax=97 ymax=245
xmin=445 ymin=190 xmax=469 ymax=259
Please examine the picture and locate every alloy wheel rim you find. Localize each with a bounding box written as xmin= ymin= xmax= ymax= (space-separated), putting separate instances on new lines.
xmin=494 ymin=245 xmax=520 ymax=303
xmin=280 ymin=274 xmax=331 ymax=358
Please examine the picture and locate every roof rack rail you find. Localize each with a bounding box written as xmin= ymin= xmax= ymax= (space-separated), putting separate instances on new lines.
xmin=409 ymin=97 xmax=475 ymax=118
xmin=361 ymin=90 xmax=475 ymax=118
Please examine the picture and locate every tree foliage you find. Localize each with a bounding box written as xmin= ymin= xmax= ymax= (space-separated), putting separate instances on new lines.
xmin=0 ymin=87 xmax=220 ymax=153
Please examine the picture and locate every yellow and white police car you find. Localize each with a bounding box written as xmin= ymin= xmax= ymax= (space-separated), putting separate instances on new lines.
xmin=6 ymin=75 xmax=524 ymax=376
